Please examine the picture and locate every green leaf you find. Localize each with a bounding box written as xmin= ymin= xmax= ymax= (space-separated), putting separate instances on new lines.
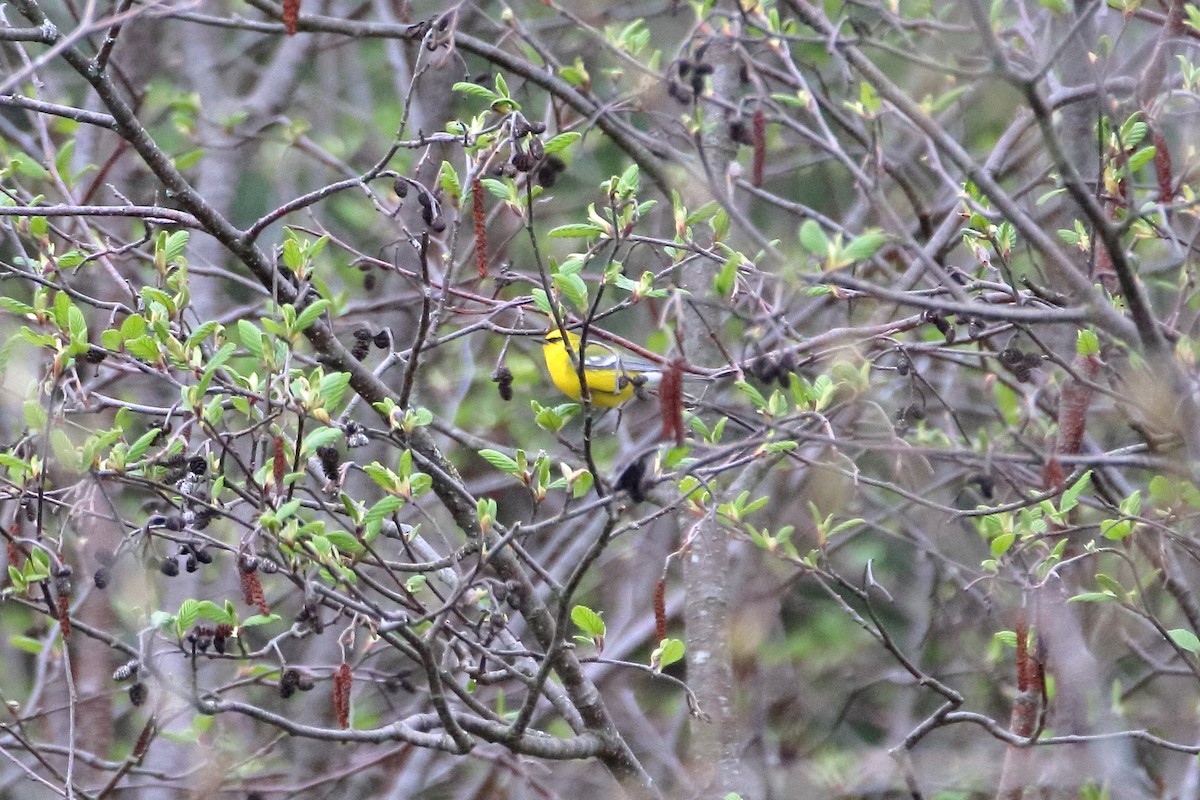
xmin=194 ymin=599 xmax=235 ymax=625
xmin=326 ymin=530 xmax=364 ymax=554
xmin=553 ymin=271 xmax=589 ymax=310
xmin=9 ymin=635 xmax=44 ymax=654
xmin=453 ymin=82 xmax=500 ymax=104
xmin=294 ymin=298 xmax=330 ymax=332
xmin=301 ymin=426 xmax=342 ymax=455
xmin=734 ymin=380 xmax=768 ymax=410
xmin=1076 ymin=329 xmax=1100 ymax=356
xmin=651 ymin=638 xmax=685 ymax=671
xmin=842 ymin=229 xmax=887 ymax=262
xmin=1059 ymin=470 xmax=1092 ymax=514
xmin=50 ymin=429 xmax=82 ymax=474
xmin=1067 ymin=592 xmax=1116 ymax=603
xmin=0 ymin=297 xmax=35 ymax=316
xmin=162 ymin=230 xmax=189 ymax=265
xmin=126 ymin=427 xmax=163 ymax=463
xmin=799 ymin=220 xmax=830 ymax=256
xmin=549 ymin=223 xmax=605 ymax=239
xmin=173 ymin=148 xmax=204 ymax=171
xmin=542 ymin=132 xmax=582 ymax=155
xmin=1168 ymin=628 xmax=1200 ymax=653
xmin=438 ymin=161 xmax=462 ymax=203
xmin=196 ymin=342 xmax=236 ymax=395
xmin=318 ymin=372 xmax=351 ymax=409
xmin=185 ymin=321 xmax=220 ymax=349
xmin=363 ymin=496 xmax=405 ymax=527
xmin=479 ymin=449 xmax=520 ymax=474
xmin=1127 ymin=146 xmax=1156 ymax=173
xmin=990 ymin=531 xmax=1015 ymax=558
xmin=571 ymin=605 xmax=606 ymax=637
xmin=177 ymin=598 xmax=200 ymax=636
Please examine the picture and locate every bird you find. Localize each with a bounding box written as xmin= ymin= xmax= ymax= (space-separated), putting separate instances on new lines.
xmin=541 ymin=328 xmax=664 ymax=408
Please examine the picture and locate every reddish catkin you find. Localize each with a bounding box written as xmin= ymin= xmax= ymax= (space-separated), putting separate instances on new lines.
xmin=1153 ymin=131 xmax=1173 ymax=202
xmin=751 ymin=109 xmax=766 ymax=188
xmin=1014 ymin=610 xmax=1029 ymax=692
xmin=653 ymin=576 xmax=667 ymax=643
xmin=282 ymin=0 xmax=300 ymax=35
xmin=1041 ymin=457 xmax=1065 ymax=492
xmin=56 ymin=593 xmax=71 ymax=638
xmin=471 ymin=177 xmax=488 ymax=279
xmin=658 ymin=359 xmax=685 ymax=446
xmin=333 ymin=662 xmax=352 ymax=729
xmin=5 ymin=539 xmax=20 ymax=575
xmin=1055 ymin=354 xmax=1101 ymax=457
xmin=240 ymin=567 xmax=270 ymax=615
xmin=272 ymin=435 xmax=286 ymax=495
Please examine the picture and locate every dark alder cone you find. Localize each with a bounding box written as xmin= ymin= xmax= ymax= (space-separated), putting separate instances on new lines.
xmin=923 ymin=310 xmax=952 ymax=339
xmin=148 ymin=420 xmax=171 ymax=445
xmin=429 ymin=216 xmax=446 ymax=233
xmin=511 ymin=150 xmax=535 ymax=173
xmin=188 ymin=455 xmax=207 ymax=475
xmin=54 ymin=565 xmax=73 ymax=596
xmin=83 ymin=346 xmax=108 ymax=363
xmin=615 ymin=457 xmax=649 ymax=503
xmin=351 ymin=339 xmax=370 ymax=361
xmin=93 ymin=567 xmax=111 ymax=589
xmin=970 ymin=473 xmax=995 ymax=500
xmin=316 ymin=445 xmax=340 ymax=480
xmin=160 ymin=557 xmax=180 ymax=577
xmin=730 ymin=118 xmax=753 ymax=146
xmin=752 ymin=353 xmax=780 ymax=384
xmin=527 ymin=120 xmax=546 ymax=135
xmin=999 ymin=347 xmax=1025 ymax=368
xmin=491 ymin=366 xmax=514 ymax=401
xmin=280 ymin=668 xmax=301 ymax=699
xmin=536 ymin=155 xmax=566 ymax=188
xmin=192 ymin=507 xmax=217 ymax=530
xmin=128 ymin=682 xmax=147 ymax=707
xmin=194 ymin=546 xmax=213 ymax=564
xmin=344 ymin=420 xmax=369 ymax=448
xmin=363 ymin=272 xmax=376 ymax=291
xmin=372 ymin=330 xmax=389 ymax=349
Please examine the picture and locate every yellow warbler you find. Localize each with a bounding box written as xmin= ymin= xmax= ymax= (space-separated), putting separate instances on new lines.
xmin=541 ymin=329 xmax=664 ymax=408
